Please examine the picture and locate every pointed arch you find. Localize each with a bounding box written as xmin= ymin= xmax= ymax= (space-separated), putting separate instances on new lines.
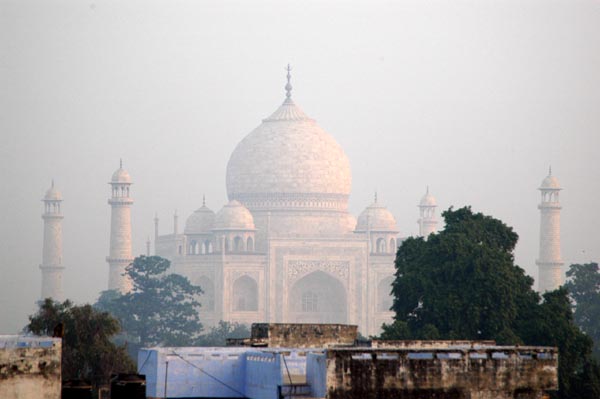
xmin=233 ymin=275 xmax=258 ymax=311
xmin=289 ymin=271 xmax=346 ymax=323
xmin=377 ymin=276 xmax=395 ymax=312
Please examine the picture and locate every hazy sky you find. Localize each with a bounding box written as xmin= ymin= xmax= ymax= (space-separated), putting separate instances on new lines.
xmin=1 ymin=0 xmax=599 ymax=333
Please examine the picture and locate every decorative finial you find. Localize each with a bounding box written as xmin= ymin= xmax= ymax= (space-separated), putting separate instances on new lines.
xmin=549 ymin=165 xmax=552 ymax=176
xmin=426 ymin=185 xmax=429 ymax=195
xmin=202 ymin=194 xmax=206 ymax=207
xmin=51 ymin=179 xmax=55 ymax=189
xmin=120 ymin=158 xmax=123 ymax=169
xmin=374 ymin=191 xmax=378 ymax=203
xmin=285 ymin=64 xmax=293 ymax=99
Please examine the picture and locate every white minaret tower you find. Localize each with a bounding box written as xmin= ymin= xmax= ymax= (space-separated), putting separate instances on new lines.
xmin=536 ymin=167 xmax=564 ymax=292
xmin=418 ymin=187 xmax=438 ymax=238
xmin=107 ymin=160 xmax=133 ymax=292
xmin=40 ymin=180 xmax=65 ymax=300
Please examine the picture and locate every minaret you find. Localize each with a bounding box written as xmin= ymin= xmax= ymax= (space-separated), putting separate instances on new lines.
xmin=536 ymin=167 xmax=564 ymax=292
xmin=417 ymin=187 xmax=438 ymax=237
xmin=153 ymin=212 xmax=159 ymax=255
xmin=40 ymin=180 xmax=65 ymax=300
xmin=107 ymin=160 xmax=133 ymax=292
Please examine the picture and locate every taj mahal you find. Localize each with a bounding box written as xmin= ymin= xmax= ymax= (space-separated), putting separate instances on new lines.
xmin=39 ymin=68 xmax=565 ymax=336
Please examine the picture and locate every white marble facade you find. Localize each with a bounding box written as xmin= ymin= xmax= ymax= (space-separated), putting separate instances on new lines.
xmin=155 ymin=75 xmax=407 ymax=336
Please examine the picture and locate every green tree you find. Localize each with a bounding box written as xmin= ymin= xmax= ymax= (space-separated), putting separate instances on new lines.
xmin=383 ymin=206 xmax=600 ymax=399
xmin=26 ymin=299 xmax=135 ymax=388
xmin=389 ymin=206 xmax=529 ymax=342
xmin=565 ymin=262 xmax=600 ymax=358
xmin=96 ymin=256 xmax=203 ymax=355
xmin=195 ymin=321 xmax=251 ymax=347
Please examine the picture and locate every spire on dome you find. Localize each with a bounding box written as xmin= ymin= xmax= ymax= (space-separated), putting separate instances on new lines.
xmin=285 ymin=64 xmax=293 ymax=100
xmin=374 ymin=191 xmax=378 ymax=204
xmin=549 ymin=165 xmax=552 ymax=176
xmin=120 ymin=158 xmax=123 ymax=169
xmin=203 ymin=194 xmax=206 ymax=207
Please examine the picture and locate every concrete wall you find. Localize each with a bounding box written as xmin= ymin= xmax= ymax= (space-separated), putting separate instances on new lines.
xmin=324 ymin=347 xmax=558 ymax=399
xmin=371 ymin=340 xmax=497 ymax=349
xmin=0 ymin=336 xmax=61 ymax=399
xmin=140 ymin=347 xmax=247 ymax=399
xmin=306 ymin=352 xmax=327 ymax=398
xmin=245 ymin=351 xmax=281 ymax=399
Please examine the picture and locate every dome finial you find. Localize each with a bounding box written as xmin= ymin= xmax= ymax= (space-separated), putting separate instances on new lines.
xmin=374 ymin=191 xmax=378 ymax=203
xmin=120 ymin=158 xmax=123 ymax=169
xmin=285 ymin=64 xmax=293 ymax=100
xmin=202 ymin=194 xmax=206 ymax=207
xmin=549 ymin=165 xmax=552 ymax=176
xmin=51 ymin=179 xmax=55 ymax=189
xmin=426 ymin=185 xmax=429 ymax=195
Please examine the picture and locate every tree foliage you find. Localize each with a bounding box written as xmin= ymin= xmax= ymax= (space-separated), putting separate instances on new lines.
xmin=96 ymin=256 xmax=204 ymax=355
xmin=26 ymin=298 xmax=135 ymax=388
xmin=195 ymin=321 xmax=251 ymax=347
xmin=565 ymin=262 xmax=600 ymax=358
xmin=383 ymin=206 xmax=600 ymax=399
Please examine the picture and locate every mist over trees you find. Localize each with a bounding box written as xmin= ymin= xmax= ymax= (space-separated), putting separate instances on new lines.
xmin=565 ymin=262 xmax=600 ymax=359
xmin=25 ymin=299 xmax=135 ymax=389
xmin=382 ymin=207 xmax=600 ymax=399
xmin=95 ymin=256 xmax=204 ymax=356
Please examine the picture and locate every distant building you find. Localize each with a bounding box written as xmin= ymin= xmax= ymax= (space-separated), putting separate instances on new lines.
xmin=40 ymin=181 xmax=64 ymax=301
xmin=536 ymin=168 xmax=564 ymax=292
xmin=139 ymin=323 xmax=558 ymax=399
xmin=107 ymin=160 xmax=134 ymax=292
xmin=417 ymin=187 xmax=438 ymax=237
xmin=153 ymin=69 xmax=404 ymax=336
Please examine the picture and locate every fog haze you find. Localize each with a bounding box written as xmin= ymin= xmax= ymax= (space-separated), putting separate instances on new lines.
xmin=1 ymin=0 xmax=599 ymax=333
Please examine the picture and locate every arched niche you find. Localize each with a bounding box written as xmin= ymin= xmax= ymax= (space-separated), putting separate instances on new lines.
xmin=376 ymin=237 xmax=387 ymax=254
xmin=289 ymin=271 xmax=347 ymax=323
xmin=197 ymin=276 xmax=215 ymax=311
xmin=377 ymin=276 xmax=395 ymax=312
xmin=233 ymin=275 xmax=258 ymax=311
xmin=233 ymin=236 xmax=244 ymax=252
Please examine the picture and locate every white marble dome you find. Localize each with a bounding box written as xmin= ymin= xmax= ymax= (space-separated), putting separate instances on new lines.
xmin=356 ymin=200 xmax=398 ymax=232
xmin=419 ymin=190 xmax=437 ymax=206
xmin=111 ymin=166 xmax=131 ymax=184
xmin=540 ymin=175 xmax=561 ymax=190
xmin=214 ymin=200 xmax=255 ymax=230
xmin=185 ymin=204 xmax=216 ymax=234
xmin=226 ymin=97 xmax=351 ymax=209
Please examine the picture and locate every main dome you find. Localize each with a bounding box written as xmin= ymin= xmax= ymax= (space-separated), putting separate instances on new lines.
xmin=226 ymin=91 xmax=351 ymax=210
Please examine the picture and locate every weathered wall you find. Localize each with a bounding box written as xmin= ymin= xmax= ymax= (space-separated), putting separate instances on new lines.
xmin=0 ymin=336 xmax=61 ymax=399
xmin=371 ymin=340 xmax=496 ymax=349
xmin=325 ymin=347 xmax=558 ymax=399
xmin=251 ymin=323 xmax=357 ymax=348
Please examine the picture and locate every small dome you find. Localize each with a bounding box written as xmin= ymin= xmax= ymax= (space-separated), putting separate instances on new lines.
xmin=111 ymin=161 xmax=131 ymax=183
xmin=44 ymin=182 xmax=62 ymax=201
xmin=184 ymin=205 xmax=216 ymax=234
xmin=540 ymin=175 xmax=561 ymax=190
xmin=356 ymin=200 xmax=398 ymax=232
xmin=419 ymin=188 xmax=437 ymax=206
xmin=111 ymin=168 xmax=131 ymax=183
xmin=214 ymin=200 xmax=255 ymax=230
